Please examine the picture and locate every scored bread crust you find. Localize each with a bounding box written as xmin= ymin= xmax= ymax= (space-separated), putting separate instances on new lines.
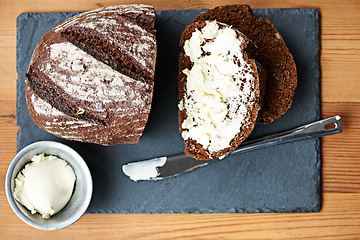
xmin=178 ymin=21 xmax=262 ymax=160
xmin=25 ymin=5 xmax=156 ymax=145
xmin=193 ymin=4 xmax=297 ymax=124
xmin=26 ymin=86 xmax=140 ymax=145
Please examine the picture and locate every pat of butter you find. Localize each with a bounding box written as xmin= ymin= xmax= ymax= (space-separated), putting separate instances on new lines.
xmin=122 ymin=157 xmax=167 ymax=182
xmin=13 ymin=153 xmax=76 ymax=219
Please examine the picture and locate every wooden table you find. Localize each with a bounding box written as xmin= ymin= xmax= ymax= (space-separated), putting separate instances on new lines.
xmin=1 ymin=0 xmax=359 ymax=239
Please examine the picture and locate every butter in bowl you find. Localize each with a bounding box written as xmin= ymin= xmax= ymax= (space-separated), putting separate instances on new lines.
xmin=5 ymin=141 xmax=92 ymax=230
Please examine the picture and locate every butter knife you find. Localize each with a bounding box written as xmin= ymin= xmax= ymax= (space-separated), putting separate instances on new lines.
xmin=122 ymin=116 xmax=342 ymax=181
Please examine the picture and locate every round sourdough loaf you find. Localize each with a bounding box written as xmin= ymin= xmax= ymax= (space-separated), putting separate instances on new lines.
xmin=178 ymin=21 xmax=262 ymax=160
xmin=25 ymin=4 xmax=157 ymax=145
xmin=194 ymin=4 xmax=297 ymax=124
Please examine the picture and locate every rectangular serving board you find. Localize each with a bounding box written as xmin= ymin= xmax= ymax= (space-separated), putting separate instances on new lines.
xmin=16 ymin=8 xmax=321 ymax=213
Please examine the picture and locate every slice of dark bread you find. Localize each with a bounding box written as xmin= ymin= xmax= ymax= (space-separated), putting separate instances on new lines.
xmin=25 ymin=4 xmax=156 ymax=145
xmin=193 ymin=4 xmax=297 ymax=124
xmin=178 ymin=21 xmax=262 ymax=160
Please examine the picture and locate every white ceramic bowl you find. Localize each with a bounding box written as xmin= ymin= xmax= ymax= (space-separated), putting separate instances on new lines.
xmin=5 ymin=141 xmax=92 ymax=230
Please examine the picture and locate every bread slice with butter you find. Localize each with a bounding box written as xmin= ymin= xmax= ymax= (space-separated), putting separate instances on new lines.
xmin=178 ymin=21 xmax=262 ymax=160
xmin=193 ymin=4 xmax=297 ymax=124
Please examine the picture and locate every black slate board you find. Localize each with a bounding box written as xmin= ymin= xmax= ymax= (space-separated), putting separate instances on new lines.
xmin=16 ymin=8 xmax=321 ymax=213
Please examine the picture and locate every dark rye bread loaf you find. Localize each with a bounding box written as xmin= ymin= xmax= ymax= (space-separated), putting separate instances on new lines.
xmin=178 ymin=21 xmax=262 ymax=160
xmin=25 ymin=4 xmax=157 ymax=145
xmin=194 ymin=4 xmax=297 ymax=124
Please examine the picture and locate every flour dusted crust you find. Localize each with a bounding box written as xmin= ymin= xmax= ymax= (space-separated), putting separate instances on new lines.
xmin=178 ymin=21 xmax=262 ymax=160
xmin=59 ymin=5 xmax=156 ymax=84
xmin=194 ymin=4 xmax=297 ymax=124
xmin=25 ymin=4 xmax=157 ymax=145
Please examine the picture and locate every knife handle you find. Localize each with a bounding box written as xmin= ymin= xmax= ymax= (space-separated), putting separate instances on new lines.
xmin=228 ymin=115 xmax=343 ymax=157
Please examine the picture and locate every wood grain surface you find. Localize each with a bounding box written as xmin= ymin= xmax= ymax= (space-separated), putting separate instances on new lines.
xmin=1 ymin=0 xmax=359 ymax=239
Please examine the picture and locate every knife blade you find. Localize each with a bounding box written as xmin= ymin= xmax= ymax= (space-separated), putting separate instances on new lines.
xmin=122 ymin=116 xmax=342 ymax=181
